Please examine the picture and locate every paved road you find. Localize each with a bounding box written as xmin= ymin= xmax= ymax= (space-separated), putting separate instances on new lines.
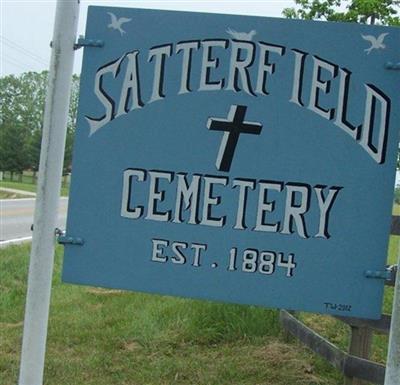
xmin=0 ymin=197 xmax=68 ymax=242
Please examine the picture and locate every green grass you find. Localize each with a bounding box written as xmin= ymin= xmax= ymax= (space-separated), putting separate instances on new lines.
xmin=2 ymin=171 xmax=38 ymax=185
xmin=1 ymin=244 xmax=343 ymax=385
xmin=0 ymin=180 xmax=37 ymax=193
xmin=1 ymin=205 xmax=398 ymax=383
xmin=0 ymin=191 xmax=31 ymax=199
xmin=298 ymin=234 xmax=398 ymax=367
xmin=2 ymin=226 xmax=398 ymax=384
xmin=0 ymin=180 xmax=69 ymax=197
xmin=387 ymin=234 xmax=399 ymax=265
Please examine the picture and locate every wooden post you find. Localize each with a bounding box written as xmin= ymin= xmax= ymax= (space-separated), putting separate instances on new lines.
xmin=344 ymin=326 xmax=373 ymax=385
xmin=281 ymin=310 xmax=295 ymax=343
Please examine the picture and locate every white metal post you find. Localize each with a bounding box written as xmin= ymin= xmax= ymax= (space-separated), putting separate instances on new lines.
xmin=384 ymin=245 xmax=400 ymax=385
xmin=18 ymin=1 xmax=80 ymax=384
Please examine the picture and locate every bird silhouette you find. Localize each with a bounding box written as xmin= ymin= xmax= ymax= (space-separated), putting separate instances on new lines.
xmin=107 ymin=12 xmax=132 ymax=35
xmin=361 ymin=33 xmax=389 ymax=54
xmin=226 ymin=28 xmax=257 ymax=41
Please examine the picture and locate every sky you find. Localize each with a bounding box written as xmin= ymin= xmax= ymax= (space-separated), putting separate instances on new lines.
xmin=1 ymin=0 xmax=296 ymax=76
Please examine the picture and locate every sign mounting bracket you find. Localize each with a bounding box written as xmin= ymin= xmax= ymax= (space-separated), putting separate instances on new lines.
xmin=385 ymin=62 xmax=400 ymax=70
xmin=74 ymin=35 xmax=104 ymax=50
xmin=364 ymin=265 xmax=396 ymax=280
xmin=58 ymin=235 xmax=85 ymax=246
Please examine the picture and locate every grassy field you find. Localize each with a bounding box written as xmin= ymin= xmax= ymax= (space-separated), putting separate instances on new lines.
xmin=0 ymin=180 xmax=69 ymax=197
xmin=1 ymin=244 xmax=345 ymax=385
xmin=298 ymin=233 xmax=397 ymax=365
xmin=1 ymin=170 xmax=70 ymax=197
xmin=1 ymin=216 xmax=398 ymax=384
xmin=393 ymin=203 xmax=400 ymax=216
xmin=0 ymin=191 xmax=31 ymax=199
xmin=0 ymin=181 xmax=37 ymax=194
xmin=1 ymin=171 xmax=39 ymax=185
xmin=1 ymin=238 xmax=398 ymax=385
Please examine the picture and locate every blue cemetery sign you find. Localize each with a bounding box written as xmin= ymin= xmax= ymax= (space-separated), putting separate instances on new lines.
xmin=62 ymin=6 xmax=400 ymax=319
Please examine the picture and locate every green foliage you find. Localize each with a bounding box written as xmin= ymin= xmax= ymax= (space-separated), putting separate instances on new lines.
xmin=0 ymin=75 xmax=31 ymax=173
xmin=0 ymin=190 xmax=29 ymax=199
xmin=1 ymin=245 xmax=342 ymax=385
xmin=2 ymin=237 xmax=398 ymax=383
xmin=283 ymin=0 xmax=400 ymax=25
xmin=0 ymin=178 xmax=69 ymax=196
xmin=397 ymin=149 xmax=400 ymax=169
xmin=394 ymin=188 xmax=400 ymax=205
xmin=64 ymin=74 xmax=80 ymax=174
xmin=0 ymin=71 xmax=79 ymax=174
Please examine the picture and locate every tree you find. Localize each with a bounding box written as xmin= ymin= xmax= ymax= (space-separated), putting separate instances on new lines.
xmin=0 ymin=74 xmax=33 ymax=175
xmin=64 ymin=74 xmax=80 ymax=175
xmin=0 ymin=71 xmax=79 ymax=176
xmin=283 ymin=0 xmax=400 ymax=25
xmin=22 ymin=71 xmax=48 ymax=174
